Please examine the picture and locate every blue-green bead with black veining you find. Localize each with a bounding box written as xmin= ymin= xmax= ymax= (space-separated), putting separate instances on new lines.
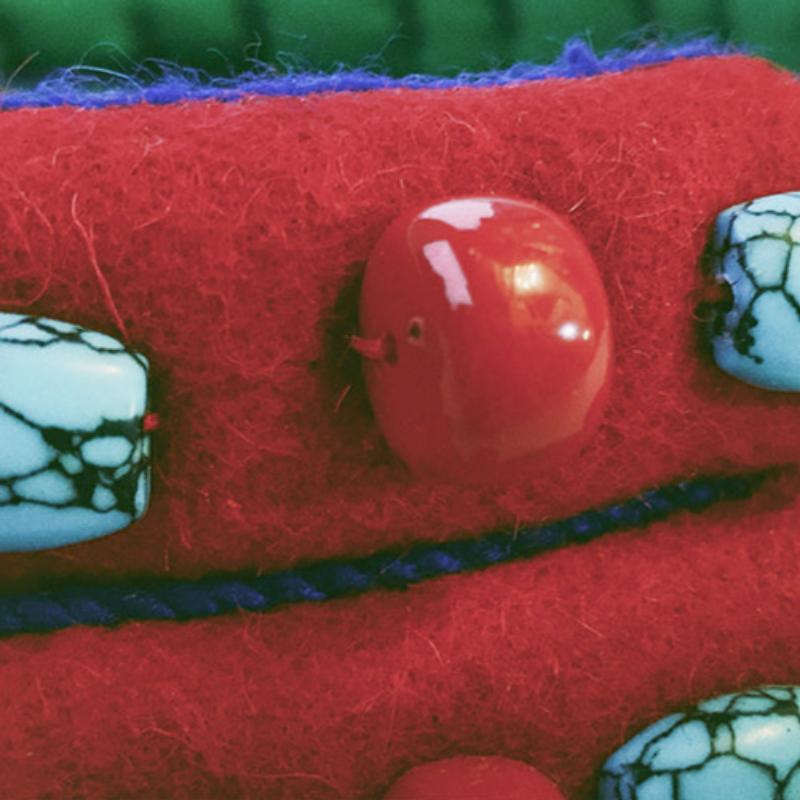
xmin=709 ymin=191 xmax=800 ymax=391
xmin=0 ymin=313 xmax=150 ymax=550
xmin=598 ymin=685 xmax=800 ymax=799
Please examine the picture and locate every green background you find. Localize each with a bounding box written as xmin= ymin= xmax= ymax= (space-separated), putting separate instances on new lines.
xmin=0 ymin=0 xmax=796 ymax=83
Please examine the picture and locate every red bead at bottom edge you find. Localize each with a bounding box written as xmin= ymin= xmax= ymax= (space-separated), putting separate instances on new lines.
xmin=383 ymin=755 xmax=568 ymax=800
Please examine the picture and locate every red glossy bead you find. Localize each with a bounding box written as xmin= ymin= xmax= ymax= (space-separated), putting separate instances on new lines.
xmin=359 ymin=196 xmax=612 ymax=484
xmin=383 ymin=756 xmax=567 ymax=800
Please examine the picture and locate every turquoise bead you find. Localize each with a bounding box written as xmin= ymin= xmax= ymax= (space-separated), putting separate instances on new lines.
xmin=598 ymin=686 xmax=800 ymax=799
xmin=0 ymin=313 xmax=150 ymax=551
xmin=709 ymin=191 xmax=800 ymax=391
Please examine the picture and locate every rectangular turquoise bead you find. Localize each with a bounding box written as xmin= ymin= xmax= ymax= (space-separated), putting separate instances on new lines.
xmin=0 ymin=313 xmax=150 ymax=551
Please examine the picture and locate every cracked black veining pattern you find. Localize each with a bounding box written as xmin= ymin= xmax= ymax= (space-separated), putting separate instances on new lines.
xmin=599 ymin=685 xmax=800 ymax=798
xmin=0 ymin=314 xmax=150 ymax=540
xmin=712 ymin=193 xmax=800 ymax=364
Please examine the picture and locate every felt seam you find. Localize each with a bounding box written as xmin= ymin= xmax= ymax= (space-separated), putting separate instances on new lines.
xmin=0 ymin=38 xmax=738 ymax=110
xmin=0 ymin=470 xmax=769 ymax=636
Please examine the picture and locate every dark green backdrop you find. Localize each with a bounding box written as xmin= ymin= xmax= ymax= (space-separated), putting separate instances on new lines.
xmin=0 ymin=1 xmax=797 ymax=83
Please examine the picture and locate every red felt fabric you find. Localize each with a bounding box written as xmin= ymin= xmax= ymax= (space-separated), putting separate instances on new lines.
xmin=0 ymin=56 xmax=799 ymax=590
xmin=2 ymin=54 xmax=800 ymax=800
xmin=1 ymin=479 xmax=798 ymax=799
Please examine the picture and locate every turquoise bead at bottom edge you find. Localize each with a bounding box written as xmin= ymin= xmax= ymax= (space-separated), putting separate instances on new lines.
xmin=0 ymin=313 xmax=151 ymax=551
xmin=599 ymin=685 xmax=800 ymax=799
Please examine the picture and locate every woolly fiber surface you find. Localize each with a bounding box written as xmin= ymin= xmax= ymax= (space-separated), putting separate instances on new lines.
xmin=0 ymin=39 xmax=730 ymax=109
xmin=2 ymin=481 xmax=799 ymax=799
xmin=0 ymin=473 xmax=761 ymax=634
xmin=0 ymin=54 xmax=799 ymax=592
xmin=1 ymin=49 xmax=800 ymax=800
xmin=0 ymin=51 xmax=800 ymax=800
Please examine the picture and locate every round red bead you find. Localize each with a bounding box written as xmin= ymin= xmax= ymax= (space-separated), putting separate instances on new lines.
xmin=359 ymin=196 xmax=612 ymax=484
xmin=383 ymin=756 xmax=567 ymax=800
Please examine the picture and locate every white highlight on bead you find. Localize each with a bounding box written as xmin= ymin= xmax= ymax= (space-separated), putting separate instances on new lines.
xmin=557 ymin=321 xmax=580 ymax=341
xmin=0 ymin=337 xmax=147 ymax=430
xmin=423 ymin=240 xmax=474 ymax=309
xmin=420 ymin=198 xmax=496 ymax=230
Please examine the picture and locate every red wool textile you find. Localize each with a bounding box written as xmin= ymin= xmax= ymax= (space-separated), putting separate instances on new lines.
xmin=0 ymin=54 xmax=799 ymax=799
xmin=1 ymin=486 xmax=799 ymax=799
xmin=0 ymin=56 xmax=798 ymax=589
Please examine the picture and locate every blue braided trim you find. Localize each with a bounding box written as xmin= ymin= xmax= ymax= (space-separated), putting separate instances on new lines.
xmin=0 ymin=471 xmax=770 ymax=635
xmin=0 ymin=38 xmax=738 ymax=110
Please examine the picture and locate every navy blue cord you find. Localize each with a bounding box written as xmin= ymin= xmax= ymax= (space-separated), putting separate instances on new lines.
xmin=0 ymin=471 xmax=770 ymax=635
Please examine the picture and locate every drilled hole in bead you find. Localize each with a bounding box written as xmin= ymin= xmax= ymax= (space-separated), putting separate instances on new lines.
xmin=693 ymin=278 xmax=735 ymax=325
xmin=407 ymin=316 xmax=425 ymax=345
xmin=706 ymin=278 xmax=735 ymax=311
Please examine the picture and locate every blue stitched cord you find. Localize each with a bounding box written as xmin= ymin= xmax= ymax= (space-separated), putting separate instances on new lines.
xmin=0 ymin=38 xmax=737 ymax=110
xmin=0 ymin=471 xmax=769 ymax=635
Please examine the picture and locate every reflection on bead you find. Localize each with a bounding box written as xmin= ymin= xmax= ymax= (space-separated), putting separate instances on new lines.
xmin=599 ymin=686 xmax=800 ymax=798
xmin=359 ymin=196 xmax=612 ymax=484
xmin=708 ymin=191 xmax=800 ymax=391
xmin=0 ymin=313 xmax=151 ymax=551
